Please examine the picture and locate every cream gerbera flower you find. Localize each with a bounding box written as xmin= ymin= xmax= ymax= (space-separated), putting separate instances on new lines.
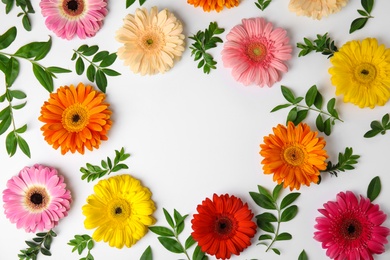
xmin=289 ymin=0 xmax=349 ymax=20
xmin=116 ymin=6 xmax=185 ymax=75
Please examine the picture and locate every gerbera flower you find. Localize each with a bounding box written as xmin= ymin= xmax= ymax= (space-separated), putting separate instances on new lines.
xmin=40 ymin=0 xmax=108 ymax=40
xmin=82 ymin=175 xmax=156 ymax=249
xmin=289 ymin=0 xmax=349 ymax=20
xmin=260 ymin=122 xmax=328 ymax=190
xmin=2 ymin=164 xmax=72 ymax=233
xmin=329 ymin=38 xmax=390 ymax=108
xmin=187 ymin=0 xmax=239 ymax=12
xmin=39 ymin=82 xmax=112 ymax=155
xmin=221 ymin=17 xmax=292 ymax=87
xmin=116 ymin=6 xmax=185 ymax=75
xmin=314 ymin=191 xmax=390 ymax=259
xmin=191 ymin=194 xmax=257 ymax=259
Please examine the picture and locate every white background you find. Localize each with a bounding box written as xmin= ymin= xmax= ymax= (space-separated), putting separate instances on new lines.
xmin=1 ymin=0 xmax=390 ymax=259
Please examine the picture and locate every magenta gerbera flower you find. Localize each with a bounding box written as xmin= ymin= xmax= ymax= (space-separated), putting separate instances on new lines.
xmin=3 ymin=164 xmax=72 ymax=232
xmin=314 ymin=191 xmax=390 ymax=259
xmin=221 ymin=17 xmax=292 ymax=87
xmin=40 ymin=0 xmax=108 ymax=40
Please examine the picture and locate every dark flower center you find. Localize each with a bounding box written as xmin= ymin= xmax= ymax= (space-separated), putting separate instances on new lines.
xmin=146 ymin=39 xmax=153 ymax=45
xmin=30 ymin=193 xmax=43 ymax=205
xmin=62 ymin=0 xmax=84 ymax=16
xmin=115 ymin=207 xmax=122 ymax=215
xmin=341 ymin=218 xmax=362 ymax=240
xmin=67 ymin=0 xmax=78 ymax=11
xmin=361 ymin=69 xmax=369 ymax=75
xmin=215 ymin=216 xmax=234 ymax=236
xmin=72 ymin=114 xmax=81 ymax=123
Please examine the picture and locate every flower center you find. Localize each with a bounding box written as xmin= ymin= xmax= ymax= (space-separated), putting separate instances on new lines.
xmin=283 ymin=145 xmax=305 ymax=166
xmin=139 ymin=30 xmax=164 ymax=53
xmin=25 ymin=186 xmax=50 ymax=212
xmin=354 ymin=63 xmax=377 ymax=84
xmin=62 ymin=0 xmax=85 ymax=17
xmin=214 ymin=216 xmax=235 ymax=238
xmin=62 ymin=103 xmax=90 ymax=132
xmin=341 ymin=218 xmax=363 ymax=240
xmin=108 ymin=199 xmax=131 ymax=222
xmin=246 ymin=42 xmax=267 ymax=62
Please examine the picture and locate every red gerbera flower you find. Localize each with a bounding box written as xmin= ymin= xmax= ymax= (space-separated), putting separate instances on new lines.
xmin=191 ymin=194 xmax=257 ymax=259
xmin=314 ymin=191 xmax=390 ymax=260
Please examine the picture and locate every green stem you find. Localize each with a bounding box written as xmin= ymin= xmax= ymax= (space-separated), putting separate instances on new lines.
xmin=174 ymin=231 xmax=190 ymax=260
xmin=265 ymin=204 xmax=281 ymax=252
xmin=295 ymin=104 xmax=344 ymax=122
xmin=73 ymin=50 xmax=101 ymax=71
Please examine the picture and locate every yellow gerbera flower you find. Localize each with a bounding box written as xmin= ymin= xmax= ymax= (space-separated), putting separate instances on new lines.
xmin=289 ymin=0 xmax=349 ymax=20
xmin=260 ymin=122 xmax=328 ymax=190
xmin=82 ymin=175 xmax=156 ymax=249
xmin=187 ymin=0 xmax=239 ymax=12
xmin=39 ymin=83 xmax=112 ymax=155
xmin=115 ymin=6 xmax=185 ymax=75
xmin=329 ymin=38 xmax=390 ymax=108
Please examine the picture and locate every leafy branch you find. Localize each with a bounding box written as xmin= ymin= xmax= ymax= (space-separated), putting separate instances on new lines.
xmin=80 ymin=147 xmax=130 ymax=182
xmin=0 ymin=27 xmax=70 ymax=157
xmin=125 ymin=0 xmax=146 ymax=8
xmin=72 ymin=45 xmax=120 ymax=93
xmin=297 ymin=33 xmax=338 ymax=58
xmin=364 ymin=114 xmax=390 ymax=138
xmin=323 ymin=147 xmax=360 ymax=177
xmin=255 ymin=0 xmax=273 ymax=11
xmin=149 ymin=208 xmax=207 ymax=260
xmin=189 ymin=22 xmax=224 ymax=74
xmin=271 ymin=85 xmax=343 ymax=135
xmin=1 ymin=0 xmax=35 ymax=31
xmin=350 ymin=0 xmax=375 ymax=34
xmin=18 ymin=230 xmax=57 ymax=260
xmin=68 ymin=234 xmax=95 ymax=260
xmin=249 ymin=184 xmax=300 ymax=255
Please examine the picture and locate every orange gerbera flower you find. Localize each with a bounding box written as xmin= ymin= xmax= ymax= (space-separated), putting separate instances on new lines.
xmin=39 ymin=83 xmax=112 ymax=155
xmin=187 ymin=0 xmax=239 ymax=12
xmin=260 ymin=122 xmax=328 ymax=190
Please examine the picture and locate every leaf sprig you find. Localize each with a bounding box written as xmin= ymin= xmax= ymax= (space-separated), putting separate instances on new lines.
xmin=80 ymin=147 xmax=130 ymax=182
xmin=1 ymin=0 xmax=35 ymax=31
xmin=297 ymin=33 xmax=338 ymax=58
xmin=68 ymin=234 xmax=95 ymax=260
xmin=149 ymin=208 xmax=207 ymax=260
xmin=271 ymin=85 xmax=343 ymax=135
xmin=189 ymin=22 xmax=224 ymax=74
xmin=364 ymin=114 xmax=390 ymax=138
xmin=323 ymin=147 xmax=360 ymax=177
xmin=0 ymin=27 xmax=70 ymax=158
xmin=349 ymin=0 xmax=375 ymax=34
xmin=126 ymin=0 xmax=146 ymax=8
xmin=255 ymin=0 xmax=273 ymax=11
xmin=249 ymin=184 xmax=300 ymax=255
xmin=72 ymin=44 xmax=121 ymax=93
xmin=18 ymin=230 xmax=57 ymax=260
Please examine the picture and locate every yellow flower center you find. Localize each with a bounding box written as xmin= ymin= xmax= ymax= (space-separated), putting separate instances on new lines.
xmin=25 ymin=186 xmax=50 ymax=212
xmin=354 ymin=63 xmax=377 ymax=84
xmin=283 ymin=145 xmax=306 ymax=166
xmin=139 ymin=30 xmax=164 ymax=53
xmin=61 ymin=0 xmax=85 ymax=18
xmin=108 ymin=199 xmax=131 ymax=222
xmin=62 ymin=103 xmax=90 ymax=132
xmin=246 ymin=42 xmax=267 ymax=62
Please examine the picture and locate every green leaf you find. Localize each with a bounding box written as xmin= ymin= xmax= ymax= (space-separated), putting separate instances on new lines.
xmin=46 ymin=66 xmax=71 ymax=73
xmin=163 ymin=208 xmax=175 ymax=228
xmin=157 ymin=237 xmax=184 ymax=254
xmin=126 ymin=0 xmax=136 ymax=8
xmin=270 ymin=104 xmax=291 ymax=113
xmin=294 ymin=109 xmax=308 ymax=125
xmin=271 ymin=248 xmax=281 ymax=255
xmin=6 ymin=131 xmax=17 ymax=156
xmin=364 ymin=129 xmax=381 ymax=138
xmin=0 ymin=26 xmax=17 ymax=50
xmin=257 ymin=219 xmax=275 ymax=233
xmin=0 ymin=114 xmax=11 ymax=135
xmin=367 ymin=176 xmax=381 ymax=202
xmin=102 ymin=68 xmax=121 ymax=76
xmin=305 ymin=85 xmax=317 ymax=107
xmin=382 ymin=114 xmax=389 ymax=126
xmin=148 ymin=226 xmax=174 ymax=237
xmin=281 ymin=85 xmax=295 ymax=103
xmin=96 ymin=70 xmax=107 ymax=93
xmin=139 ymin=0 xmax=147 ymax=5
xmin=192 ymin=245 xmax=207 ymax=260
xmin=86 ymin=64 xmax=96 ymax=82
xmin=272 ymin=183 xmax=283 ymax=200
xmin=275 ymin=232 xmax=292 ymax=241
xmin=22 ymin=14 xmax=32 ymax=31
xmin=324 ymin=118 xmax=331 ymax=136
xmin=0 ymin=106 xmax=11 ymax=120
xmin=287 ymin=107 xmax=298 ymax=123
xmin=298 ymin=249 xmax=308 ymax=260
xmin=349 ymin=17 xmax=368 ymax=34
xmin=256 ymin=212 xmax=277 ymax=222
xmin=362 ymin=0 xmax=374 ymax=13
xmin=281 ymin=205 xmax=298 ymax=222
xmin=249 ymin=192 xmax=276 ymax=210
xmin=10 ymin=90 xmax=26 ymax=99
xmin=92 ymin=51 xmax=109 ymax=62
xmin=140 ymin=245 xmax=152 ymax=260
xmin=100 ymin=53 xmax=117 ymax=67
xmin=44 ymin=235 xmax=52 ymax=250
xmin=280 ymin=192 xmax=300 ymax=209
xmin=17 ymin=135 xmax=31 ymax=158
xmin=258 ymin=234 xmax=273 ymax=241
xmin=76 ymin=57 xmax=85 ymax=75
xmin=5 ymin=57 xmax=20 ymax=87
xmin=40 ymin=247 xmax=51 ymax=256
xmin=314 ymin=91 xmax=323 ymax=109
xmin=32 ymin=64 xmax=53 ymax=92
xmin=184 ymin=235 xmax=196 ymax=249
xmin=14 ymin=39 xmax=51 ymax=60
xmin=83 ymin=45 xmax=99 ymax=56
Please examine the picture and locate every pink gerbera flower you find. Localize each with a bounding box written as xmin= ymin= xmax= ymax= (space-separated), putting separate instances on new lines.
xmin=314 ymin=191 xmax=390 ymax=260
xmin=221 ymin=18 xmax=292 ymax=87
xmin=3 ymin=164 xmax=72 ymax=232
xmin=40 ymin=0 xmax=108 ymax=40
